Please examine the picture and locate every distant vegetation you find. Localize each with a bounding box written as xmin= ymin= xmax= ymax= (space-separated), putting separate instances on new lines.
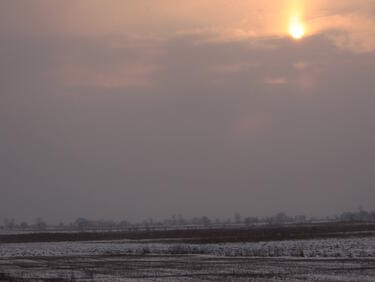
xmin=1 ymin=209 xmax=375 ymax=232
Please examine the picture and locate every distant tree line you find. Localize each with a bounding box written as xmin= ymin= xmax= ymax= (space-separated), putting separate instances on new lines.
xmin=338 ymin=208 xmax=375 ymax=222
xmin=1 ymin=209 xmax=375 ymax=231
xmin=2 ymin=217 xmax=47 ymax=231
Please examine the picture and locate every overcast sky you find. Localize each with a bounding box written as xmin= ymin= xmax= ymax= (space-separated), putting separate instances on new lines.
xmin=1 ymin=1 xmax=375 ymax=222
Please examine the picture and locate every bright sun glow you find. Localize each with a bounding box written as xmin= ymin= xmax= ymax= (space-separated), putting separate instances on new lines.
xmin=289 ymin=18 xmax=305 ymax=39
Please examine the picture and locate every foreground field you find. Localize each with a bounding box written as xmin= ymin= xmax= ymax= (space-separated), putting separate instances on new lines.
xmin=1 ymin=223 xmax=375 ymax=281
xmin=1 ymin=255 xmax=375 ymax=281
xmin=1 ymin=237 xmax=375 ymax=258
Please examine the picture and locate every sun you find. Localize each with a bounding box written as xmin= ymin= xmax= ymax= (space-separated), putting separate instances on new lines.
xmin=289 ymin=19 xmax=305 ymax=40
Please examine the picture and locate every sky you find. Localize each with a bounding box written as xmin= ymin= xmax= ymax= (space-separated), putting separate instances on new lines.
xmin=1 ymin=0 xmax=375 ymax=223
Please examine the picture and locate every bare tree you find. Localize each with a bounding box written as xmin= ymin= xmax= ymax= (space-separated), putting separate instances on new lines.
xmin=3 ymin=218 xmax=15 ymax=230
xmin=35 ymin=217 xmax=47 ymax=230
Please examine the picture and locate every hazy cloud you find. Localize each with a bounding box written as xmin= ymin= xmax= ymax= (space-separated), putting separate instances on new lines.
xmin=1 ymin=1 xmax=375 ymax=222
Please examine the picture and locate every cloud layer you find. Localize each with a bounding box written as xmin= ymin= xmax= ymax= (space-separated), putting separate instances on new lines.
xmin=1 ymin=1 xmax=375 ymax=222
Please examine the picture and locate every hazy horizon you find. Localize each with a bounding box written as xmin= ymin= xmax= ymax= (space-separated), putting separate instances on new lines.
xmin=1 ymin=0 xmax=375 ymax=223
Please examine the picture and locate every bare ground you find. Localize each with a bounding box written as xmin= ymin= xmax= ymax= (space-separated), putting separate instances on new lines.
xmin=1 ymin=222 xmax=375 ymax=244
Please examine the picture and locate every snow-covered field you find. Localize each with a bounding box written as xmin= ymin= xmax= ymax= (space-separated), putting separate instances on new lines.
xmin=1 ymin=236 xmax=375 ymax=281
xmin=1 ymin=236 xmax=375 ymax=258
xmin=1 ymin=253 xmax=375 ymax=281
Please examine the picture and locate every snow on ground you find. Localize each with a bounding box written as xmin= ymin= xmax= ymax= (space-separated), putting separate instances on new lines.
xmin=1 ymin=236 xmax=375 ymax=258
xmin=1 ymin=255 xmax=374 ymax=282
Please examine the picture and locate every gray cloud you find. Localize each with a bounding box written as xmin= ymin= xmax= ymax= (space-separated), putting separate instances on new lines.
xmin=1 ymin=15 xmax=375 ymax=222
